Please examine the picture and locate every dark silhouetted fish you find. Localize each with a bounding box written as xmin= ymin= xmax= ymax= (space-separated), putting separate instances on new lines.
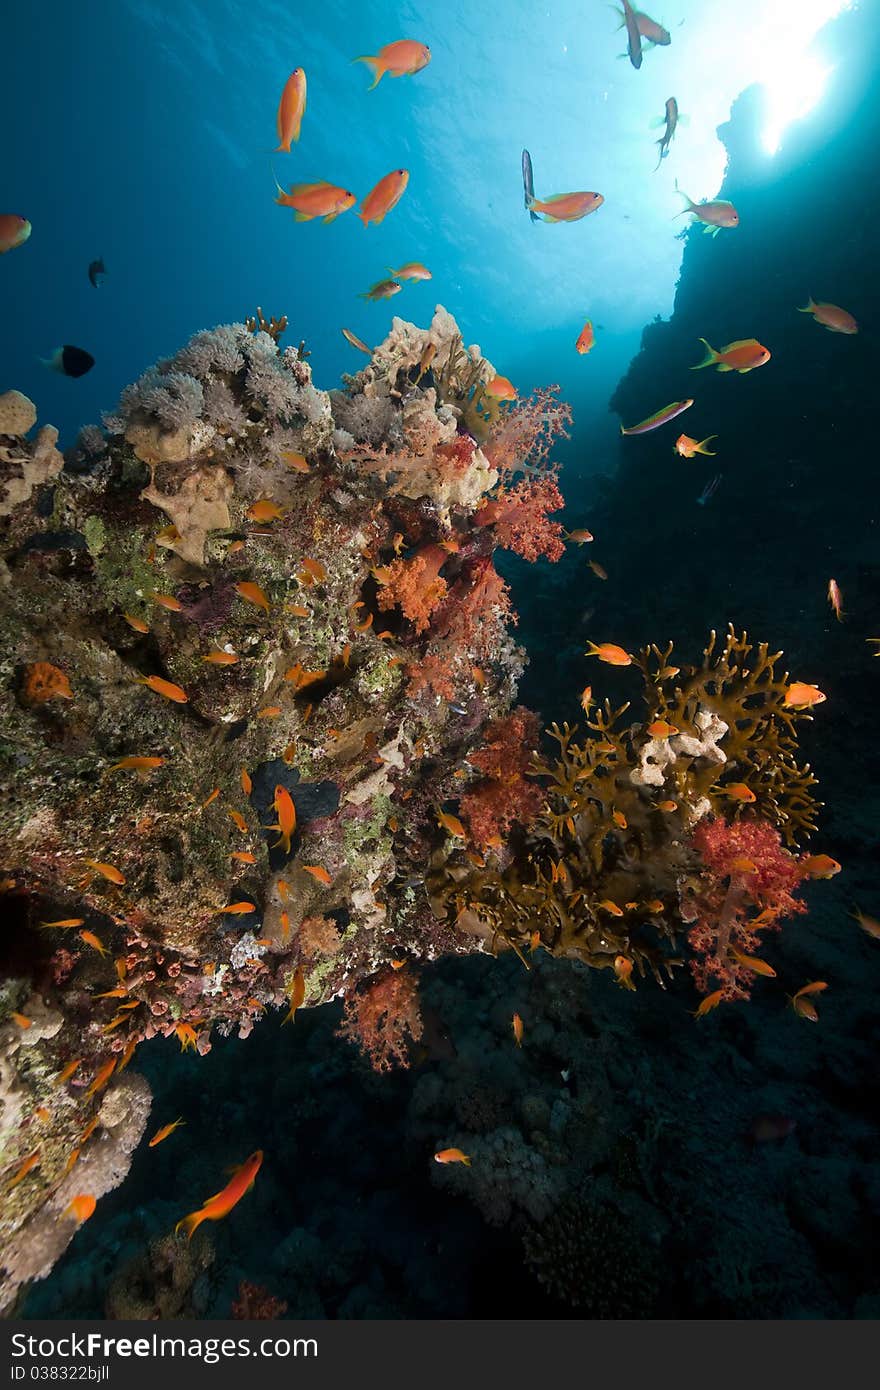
xmin=40 ymin=345 xmax=95 ymax=378
xmin=521 ymin=149 xmax=538 ymax=223
xmin=88 ymin=257 xmax=106 ymax=288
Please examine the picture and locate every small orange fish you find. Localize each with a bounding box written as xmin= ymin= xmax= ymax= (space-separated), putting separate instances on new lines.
xmin=64 ymin=1148 xmax=81 ymax=1174
xmin=852 ymin=908 xmax=880 ymax=940
xmin=136 ymin=675 xmax=189 ymax=704
xmin=437 ymin=811 xmax=467 ymax=839
xmin=102 ymin=1013 xmax=129 ymax=1033
xmin=657 ymin=800 xmax=677 ymax=813
xmin=692 ymin=989 xmax=724 ymax=1019
xmin=730 ymin=948 xmax=776 ymax=977
xmin=264 ymin=785 xmax=297 ymax=854
xmin=434 ymin=1148 xmax=470 ymax=1166
xmin=643 ymin=900 xmax=665 ymax=914
xmin=117 ymin=1037 xmax=137 ymax=1072
xmin=175 ymin=1023 xmax=199 ymax=1052
xmin=235 ymin=581 xmax=270 ymax=613
xmin=149 ymin=591 xmax=183 ymax=612
xmin=6 ymin=1150 xmax=40 ymax=1190
xmin=123 ymin=612 xmax=150 ymax=633
xmin=647 ymin=719 xmax=679 ymax=738
xmin=80 ymin=1118 xmax=100 ymax=1146
xmin=527 ymin=191 xmax=604 ymax=223
xmin=512 ymin=1013 xmax=523 ymax=1046
xmin=801 ymin=853 xmax=841 ymax=879
xmin=286 ymin=603 xmax=311 ymax=618
xmin=228 ymin=809 xmax=249 ymax=834
xmin=797 ymin=296 xmax=858 ymax=334
xmin=566 ymin=528 xmax=594 ymax=544
xmin=79 ymin=930 xmax=109 ymax=956
xmin=203 ymin=649 xmax=239 ymax=665
xmin=598 ymin=900 xmax=624 ymax=917
xmin=614 ymin=955 xmax=636 ymax=991
xmin=576 ymin=321 xmax=595 ymax=355
xmin=109 ymin=755 xmax=164 ymax=773
xmin=280 ymin=910 xmax=291 ymax=941
xmin=215 ymin=901 xmax=257 ymax=916
xmin=358 ymin=169 xmax=409 ymax=227
xmin=793 ymin=980 xmax=828 ymax=999
xmin=228 ymin=540 xmax=245 ymax=554
xmin=302 ymin=864 xmax=332 ymax=886
xmin=529 ymin=930 xmax=541 ymax=952
xmin=10 ymin=1012 xmax=31 ymax=1028
xmin=231 ymin=851 xmax=257 ymax=865
xmin=724 ymin=783 xmax=756 ymax=804
xmin=149 ymin=1117 xmax=185 ymax=1148
xmin=257 ymin=706 xmax=282 ymax=719
xmin=300 ymin=556 xmax=326 ymax=583
xmin=53 ymin=1058 xmax=82 ymax=1086
xmin=34 ymin=1106 xmax=50 ymax=1121
xmin=730 ymin=857 xmax=758 ymax=874
xmin=354 ymin=39 xmax=431 ymax=88
xmin=612 ymin=810 xmax=627 ymax=830
xmin=792 ymin=995 xmax=819 ymax=1022
xmin=202 ymin=787 xmax=220 ymax=808
xmin=240 ymin=768 xmax=253 ymax=796
xmin=39 ymin=918 xmax=85 ymax=930
xmin=276 ymin=180 xmax=356 ymax=223
xmin=692 ymin=338 xmax=769 ymax=373
xmin=83 ymin=858 xmax=126 ymax=885
xmin=175 ymin=1150 xmax=263 ymax=1239
xmin=64 ymin=1194 xmax=97 ymax=1223
xmin=827 ymin=578 xmax=844 ymax=622
xmin=589 ymin=561 xmax=608 ymax=581
xmin=388 ymin=262 xmax=431 ymax=282
xmin=276 ymin=67 xmax=307 ymax=151
xmin=783 ymin=682 xmax=826 ymax=709
xmin=584 ymin=641 xmax=631 ymax=666
xmin=281 ymin=451 xmax=310 ymax=473
xmin=85 ymin=1059 xmax=116 ymax=1098
xmin=278 ymin=879 xmax=290 ymax=902
xmin=247 ymin=499 xmax=285 ymax=523
xmin=674 ymin=433 xmax=718 ymax=458
xmin=486 ymin=374 xmax=517 ymax=401
xmin=282 ymin=966 xmax=306 ymax=1025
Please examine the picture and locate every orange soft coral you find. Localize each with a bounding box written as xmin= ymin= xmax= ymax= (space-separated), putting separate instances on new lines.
xmin=474 ymin=476 xmax=566 ymax=562
xmin=337 ymin=969 xmax=424 ymax=1072
xmin=376 ymin=543 xmax=448 ymax=634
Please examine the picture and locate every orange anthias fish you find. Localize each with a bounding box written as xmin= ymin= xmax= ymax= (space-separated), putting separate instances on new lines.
xmin=6 ymin=1150 xmax=40 ymax=1191
xmin=276 ymin=68 xmax=307 ymax=151
xmin=388 ymin=262 xmax=432 ymax=282
xmin=53 ymin=1058 xmax=83 ymax=1086
xmin=801 ymin=853 xmax=841 ymax=879
xmin=149 ymin=1118 xmax=185 ymax=1148
xmin=275 ymin=181 xmax=356 ymax=224
xmin=674 ymin=433 xmax=718 ymax=458
xmin=123 ymin=612 xmax=150 ymax=633
xmin=692 ymin=338 xmax=770 ymax=373
xmin=302 ymin=864 xmax=332 ymax=886
xmin=647 ymin=719 xmax=679 ymax=738
xmin=175 ymin=1150 xmax=263 ymax=1239
xmin=85 ymin=1059 xmax=116 ymax=1098
xmin=79 ymin=929 xmax=109 ymax=956
xmin=215 ymin=901 xmax=257 ymax=916
xmin=730 ymin=948 xmax=776 ymax=978
xmin=282 ymin=451 xmax=310 ymax=473
xmin=0 ymin=214 xmax=32 ymax=255
xmin=203 ymin=648 xmax=239 ymax=665
xmin=827 ymin=578 xmax=844 ymax=622
xmin=64 ymin=1194 xmax=97 ymax=1224
xmin=136 ymin=675 xmax=189 ymax=704
xmin=512 ymin=1013 xmax=524 ymax=1046
xmin=149 ymin=591 xmax=183 ymax=612
xmin=614 ymin=955 xmax=636 ymax=991
xmin=598 ymin=900 xmax=624 ymax=917
xmin=354 ymin=39 xmax=431 ymax=88
xmin=852 ymin=908 xmax=880 ymax=940
xmin=798 ymin=296 xmax=858 ymax=334
xmin=175 ymin=1023 xmax=199 ymax=1052
xmin=437 ymin=811 xmax=467 ymax=839
xmin=692 ymin=989 xmax=724 ymax=1019
xmin=621 ymin=399 xmax=693 ymax=435
xmin=585 ymin=641 xmax=632 ymax=666
xmin=724 ymin=783 xmax=756 ymax=803
xmin=247 ymin=499 xmax=285 ymax=523
xmin=282 ymin=966 xmax=306 ymax=1025
xmin=589 ymin=560 xmax=608 ymax=581
xmin=83 ymin=858 xmax=126 ymax=885
xmin=526 ymin=191 xmax=604 ymax=223
xmin=675 ymin=183 xmax=739 ymax=234
xmin=358 ymin=169 xmax=409 ymax=227
xmin=235 ymin=581 xmax=270 ymax=614
xmin=434 ymin=1148 xmax=471 ymax=1166
xmin=576 ymin=321 xmax=595 ymax=354
xmin=486 ymin=375 xmax=517 ymax=400
xmin=265 ymin=785 xmax=297 ymax=854
xmin=109 ymin=755 xmax=165 ymax=773
xmin=566 ymin=528 xmax=594 ymax=544
xmin=784 ymin=682 xmax=826 ymax=709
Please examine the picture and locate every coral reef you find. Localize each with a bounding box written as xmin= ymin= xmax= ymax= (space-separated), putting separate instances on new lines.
xmin=523 ymin=1197 xmax=660 ymax=1315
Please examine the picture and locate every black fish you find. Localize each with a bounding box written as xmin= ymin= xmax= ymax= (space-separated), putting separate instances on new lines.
xmin=521 ymin=149 xmax=538 ymax=223
xmin=88 ymin=257 xmax=106 ymax=288
xmin=40 ymin=345 xmax=95 ymax=378
xmin=653 ymin=97 xmax=679 ymax=170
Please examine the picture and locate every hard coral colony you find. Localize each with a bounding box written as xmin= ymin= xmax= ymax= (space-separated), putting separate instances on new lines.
xmin=0 ymin=307 xmax=833 ymax=1307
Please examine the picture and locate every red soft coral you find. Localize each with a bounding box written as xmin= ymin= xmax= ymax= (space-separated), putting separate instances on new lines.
xmin=474 ymin=476 xmax=566 ymax=562
xmin=376 ymin=543 xmax=448 ymax=634
xmin=434 ymin=557 xmax=514 ymax=659
xmin=337 ymin=969 xmax=424 ymax=1072
xmin=460 ymin=707 xmax=544 ymax=848
xmin=483 ymin=385 xmax=572 ymax=476
xmin=407 ymin=652 xmax=458 ymax=702
xmin=687 ymin=816 xmax=807 ymax=1001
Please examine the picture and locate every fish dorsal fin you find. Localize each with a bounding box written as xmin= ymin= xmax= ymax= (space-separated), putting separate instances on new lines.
xmin=722 ymin=339 xmax=758 ymax=352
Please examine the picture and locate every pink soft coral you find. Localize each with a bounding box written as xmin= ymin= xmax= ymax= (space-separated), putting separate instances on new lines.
xmin=460 ymin=707 xmax=544 ymax=848
xmin=474 ymin=476 xmax=566 ymax=562
xmin=687 ymin=816 xmax=807 ymax=1001
xmin=337 ymin=969 xmax=424 ymax=1072
xmin=483 ymin=386 xmax=572 ymax=476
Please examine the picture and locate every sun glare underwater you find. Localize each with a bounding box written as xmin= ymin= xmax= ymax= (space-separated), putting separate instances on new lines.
xmin=2 ymin=0 xmax=879 ymax=1324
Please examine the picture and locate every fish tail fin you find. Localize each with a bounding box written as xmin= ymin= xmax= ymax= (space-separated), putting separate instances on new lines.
xmin=691 ymin=338 xmax=718 ymax=370
xmin=356 ymin=209 xmax=370 ymax=226
xmin=274 ymin=140 xmax=291 ymax=154
xmin=585 ymin=641 xmax=599 ymax=656
xmin=797 ymin=295 xmax=816 ymax=313
xmin=353 ymin=55 xmax=384 ymax=88
xmin=697 ymin=436 xmax=718 ymax=455
xmin=672 ymin=180 xmax=695 ymax=217
xmin=175 ymin=1209 xmax=206 ymax=1241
